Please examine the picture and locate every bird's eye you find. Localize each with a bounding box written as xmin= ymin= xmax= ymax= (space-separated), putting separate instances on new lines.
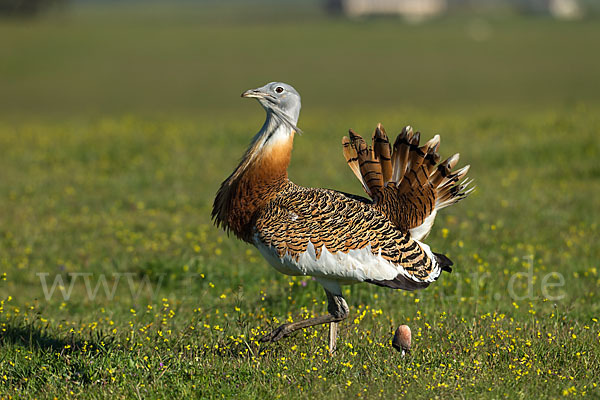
xmin=275 ymin=86 xmax=284 ymax=94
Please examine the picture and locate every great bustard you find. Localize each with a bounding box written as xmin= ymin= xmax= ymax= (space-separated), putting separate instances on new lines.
xmin=212 ymin=82 xmax=473 ymax=352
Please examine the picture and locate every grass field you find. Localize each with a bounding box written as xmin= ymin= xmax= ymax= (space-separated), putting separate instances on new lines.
xmin=1 ymin=2 xmax=600 ymax=399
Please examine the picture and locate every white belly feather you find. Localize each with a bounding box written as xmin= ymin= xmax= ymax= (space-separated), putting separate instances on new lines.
xmin=254 ymin=235 xmax=408 ymax=285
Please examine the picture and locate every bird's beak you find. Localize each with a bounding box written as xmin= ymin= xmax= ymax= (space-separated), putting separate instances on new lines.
xmin=241 ymin=89 xmax=268 ymax=99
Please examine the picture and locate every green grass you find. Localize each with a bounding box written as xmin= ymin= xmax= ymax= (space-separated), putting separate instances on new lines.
xmin=1 ymin=2 xmax=600 ymax=399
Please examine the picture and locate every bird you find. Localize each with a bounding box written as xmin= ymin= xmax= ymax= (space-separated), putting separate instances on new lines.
xmin=212 ymin=82 xmax=473 ymax=352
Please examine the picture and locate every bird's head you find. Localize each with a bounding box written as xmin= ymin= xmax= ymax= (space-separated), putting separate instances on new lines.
xmin=242 ymin=82 xmax=302 ymax=131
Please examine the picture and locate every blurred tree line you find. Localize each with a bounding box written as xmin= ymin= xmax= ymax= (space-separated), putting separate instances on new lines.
xmin=0 ymin=0 xmax=68 ymax=16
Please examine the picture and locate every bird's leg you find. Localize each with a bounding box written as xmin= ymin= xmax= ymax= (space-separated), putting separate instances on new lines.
xmin=325 ymin=289 xmax=348 ymax=353
xmin=259 ymin=289 xmax=349 ymax=351
xmin=259 ymin=314 xmax=338 ymax=343
xmin=329 ymin=322 xmax=338 ymax=353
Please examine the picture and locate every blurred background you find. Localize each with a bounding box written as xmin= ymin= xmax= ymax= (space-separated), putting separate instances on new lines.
xmin=1 ymin=0 xmax=599 ymax=120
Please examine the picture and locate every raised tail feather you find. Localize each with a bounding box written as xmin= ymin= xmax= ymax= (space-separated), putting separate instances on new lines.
xmin=342 ymin=128 xmax=384 ymax=200
xmin=342 ymin=124 xmax=474 ymax=240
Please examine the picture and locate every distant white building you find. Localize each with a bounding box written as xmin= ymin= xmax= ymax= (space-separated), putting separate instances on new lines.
xmin=336 ymin=0 xmax=447 ymax=21
xmin=549 ymin=0 xmax=583 ymax=19
xmin=505 ymin=0 xmax=585 ymax=19
xmin=327 ymin=0 xmax=588 ymax=20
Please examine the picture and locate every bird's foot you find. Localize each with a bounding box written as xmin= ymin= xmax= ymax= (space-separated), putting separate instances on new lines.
xmin=259 ymin=323 xmax=293 ymax=343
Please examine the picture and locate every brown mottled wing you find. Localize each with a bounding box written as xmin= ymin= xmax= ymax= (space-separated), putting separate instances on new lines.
xmin=254 ymin=185 xmax=437 ymax=284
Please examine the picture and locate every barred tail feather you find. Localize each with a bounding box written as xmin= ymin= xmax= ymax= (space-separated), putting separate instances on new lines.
xmin=373 ymin=124 xmax=393 ymax=184
xmin=342 ymin=123 xmax=473 ymax=238
xmin=422 ymin=135 xmax=441 ymax=176
xmin=343 ymin=129 xmax=385 ymax=199
xmin=391 ymin=126 xmax=412 ymax=184
xmin=430 ymin=153 xmax=460 ymax=188
xmin=342 ymin=135 xmax=370 ymax=195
